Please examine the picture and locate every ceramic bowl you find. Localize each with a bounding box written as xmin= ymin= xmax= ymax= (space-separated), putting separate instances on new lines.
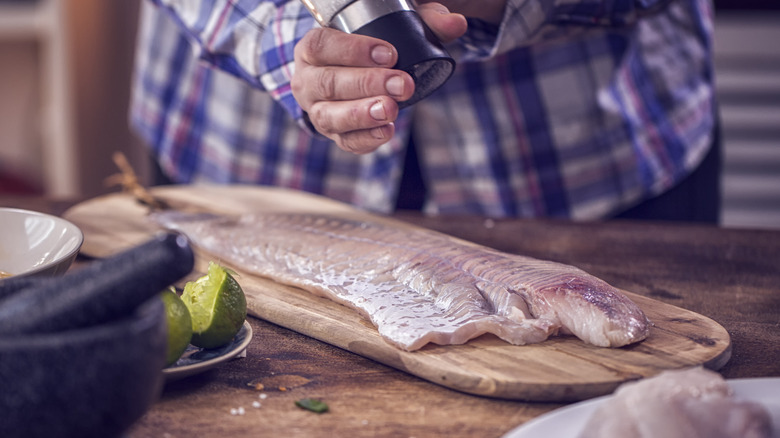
xmin=0 ymin=208 xmax=84 ymax=279
xmin=0 ymin=297 xmax=167 ymax=438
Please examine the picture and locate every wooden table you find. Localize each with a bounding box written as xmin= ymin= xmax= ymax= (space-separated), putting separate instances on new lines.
xmin=3 ymin=195 xmax=779 ymax=437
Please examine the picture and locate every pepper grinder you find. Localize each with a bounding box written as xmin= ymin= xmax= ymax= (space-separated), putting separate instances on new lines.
xmin=301 ymin=0 xmax=455 ymax=108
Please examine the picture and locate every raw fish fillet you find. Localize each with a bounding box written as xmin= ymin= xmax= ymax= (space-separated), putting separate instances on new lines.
xmin=152 ymin=212 xmax=650 ymax=351
xmin=578 ymin=367 xmax=773 ymax=438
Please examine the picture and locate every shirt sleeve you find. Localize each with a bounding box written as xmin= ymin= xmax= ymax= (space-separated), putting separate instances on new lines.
xmin=456 ymin=0 xmax=675 ymax=60
xmin=147 ymin=0 xmax=313 ymax=123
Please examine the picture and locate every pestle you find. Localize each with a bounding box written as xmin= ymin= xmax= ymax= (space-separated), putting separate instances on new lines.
xmin=0 ymin=232 xmax=194 ymax=335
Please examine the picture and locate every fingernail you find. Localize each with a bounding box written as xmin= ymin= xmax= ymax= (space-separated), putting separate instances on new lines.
xmin=370 ymin=101 xmax=386 ymax=121
xmin=371 ymin=126 xmax=387 ymax=140
xmin=371 ymin=45 xmax=393 ymax=65
xmin=385 ymin=76 xmax=404 ymax=97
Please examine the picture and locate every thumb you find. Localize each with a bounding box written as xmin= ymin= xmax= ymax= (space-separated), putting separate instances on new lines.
xmin=416 ymin=2 xmax=467 ymax=43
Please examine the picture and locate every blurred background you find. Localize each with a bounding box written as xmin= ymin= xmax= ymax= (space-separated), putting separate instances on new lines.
xmin=0 ymin=0 xmax=778 ymax=229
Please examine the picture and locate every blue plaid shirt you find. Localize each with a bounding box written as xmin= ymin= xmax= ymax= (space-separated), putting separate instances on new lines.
xmin=130 ymin=0 xmax=716 ymax=218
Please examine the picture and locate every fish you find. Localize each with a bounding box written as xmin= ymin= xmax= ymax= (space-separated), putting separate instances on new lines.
xmin=151 ymin=211 xmax=650 ymax=351
xmin=577 ymin=367 xmax=773 ymax=438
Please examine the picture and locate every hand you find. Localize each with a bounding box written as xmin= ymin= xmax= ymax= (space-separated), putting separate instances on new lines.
xmin=291 ymin=3 xmax=467 ymax=154
xmin=416 ymin=0 xmax=507 ymax=25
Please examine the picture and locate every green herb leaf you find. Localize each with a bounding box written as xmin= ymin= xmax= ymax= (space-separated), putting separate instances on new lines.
xmin=295 ymin=398 xmax=329 ymax=413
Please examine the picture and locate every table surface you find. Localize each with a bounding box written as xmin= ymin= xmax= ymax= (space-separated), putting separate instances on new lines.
xmin=3 ymin=195 xmax=779 ymax=437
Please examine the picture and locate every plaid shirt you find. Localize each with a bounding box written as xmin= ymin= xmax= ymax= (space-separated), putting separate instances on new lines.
xmin=130 ymin=0 xmax=716 ymax=218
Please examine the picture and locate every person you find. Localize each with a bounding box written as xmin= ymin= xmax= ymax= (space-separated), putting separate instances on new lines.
xmin=130 ymin=0 xmax=720 ymax=222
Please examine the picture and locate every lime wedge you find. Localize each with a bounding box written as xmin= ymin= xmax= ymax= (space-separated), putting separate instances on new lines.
xmin=160 ymin=287 xmax=193 ymax=366
xmin=181 ymin=262 xmax=247 ymax=349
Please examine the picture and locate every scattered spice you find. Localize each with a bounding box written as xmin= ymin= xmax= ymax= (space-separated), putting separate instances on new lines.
xmin=247 ymin=375 xmax=310 ymax=391
xmin=247 ymin=382 xmax=265 ymax=391
xmin=295 ymin=398 xmax=329 ymax=414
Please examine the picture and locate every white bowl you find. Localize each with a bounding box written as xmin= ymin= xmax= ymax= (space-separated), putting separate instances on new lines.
xmin=0 ymin=208 xmax=84 ymax=279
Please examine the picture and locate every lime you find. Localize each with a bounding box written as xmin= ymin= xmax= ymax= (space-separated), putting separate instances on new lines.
xmin=160 ymin=287 xmax=193 ymax=366
xmin=181 ymin=262 xmax=247 ymax=349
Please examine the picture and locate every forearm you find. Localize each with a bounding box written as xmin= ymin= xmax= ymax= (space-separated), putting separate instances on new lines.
xmin=144 ymin=0 xmax=314 ymax=123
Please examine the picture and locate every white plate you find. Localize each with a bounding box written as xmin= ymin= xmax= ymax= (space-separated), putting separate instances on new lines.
xmin=162 ymin=321 xmax=253 ymax=381
xmin=0 ymin=208 xmax=83 ymax=278
xmin=503 ymin=377 xmax=780 ymax=438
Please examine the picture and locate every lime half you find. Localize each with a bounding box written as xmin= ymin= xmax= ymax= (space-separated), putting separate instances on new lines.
xmin=181 ymin=262 xmax=247 ymax=349
xmin=160 ymin=287 xmax=193 ymax=366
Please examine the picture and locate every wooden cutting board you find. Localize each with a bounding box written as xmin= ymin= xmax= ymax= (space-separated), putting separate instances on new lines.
xmin=63 ymin=185 xmax=732 ymax=401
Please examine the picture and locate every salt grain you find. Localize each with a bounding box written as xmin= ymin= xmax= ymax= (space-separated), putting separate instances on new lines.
xmin=259 ymin=393 xmax=268 ymax=400
xmin=252 ymin=401 xmax=262 ymax=408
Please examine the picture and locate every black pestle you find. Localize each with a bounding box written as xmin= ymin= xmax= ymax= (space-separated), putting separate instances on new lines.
xmin=0 ymin=232 xmax=194 ymax=335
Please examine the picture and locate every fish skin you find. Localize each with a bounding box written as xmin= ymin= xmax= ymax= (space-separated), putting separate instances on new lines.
xmin=152 ymin=211 xmax=650 ymax=351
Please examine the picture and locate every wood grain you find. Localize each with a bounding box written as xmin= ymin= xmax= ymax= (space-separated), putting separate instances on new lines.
xmin=63 ymin=185 xmax=732 ymax=401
